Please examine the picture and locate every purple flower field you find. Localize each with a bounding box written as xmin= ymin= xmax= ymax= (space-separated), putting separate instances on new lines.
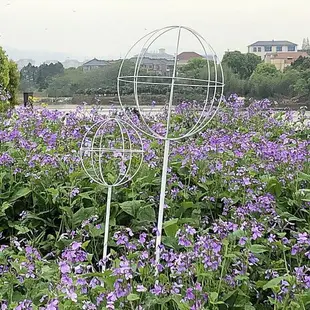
xmin=0 ymin=95 xmax=309 ymax=309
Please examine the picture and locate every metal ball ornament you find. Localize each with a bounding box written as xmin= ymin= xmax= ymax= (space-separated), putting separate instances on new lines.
xmin=118 ymin=25 xmax=225 ymax=266
xmin=80 ymin=117 xmax=144 ymax=269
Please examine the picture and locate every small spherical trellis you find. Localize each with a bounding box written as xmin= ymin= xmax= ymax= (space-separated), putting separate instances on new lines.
xmin=80 ymin=117 xmax=144 ymax=269
xmin=117 ymin=25 xmax=225 ymax=265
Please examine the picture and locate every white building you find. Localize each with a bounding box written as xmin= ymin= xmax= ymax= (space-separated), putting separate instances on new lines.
xmin=248 ymin=40 xmax=297 ymax=59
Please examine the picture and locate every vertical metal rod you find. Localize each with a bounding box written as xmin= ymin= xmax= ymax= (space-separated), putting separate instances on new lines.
xmin=165 ymin=26 xmax=182 ymax=138
xmin=155 ymin=138 xmax=170 ymax=265
xmin=102 ymin=185 xmax=112 ymax=271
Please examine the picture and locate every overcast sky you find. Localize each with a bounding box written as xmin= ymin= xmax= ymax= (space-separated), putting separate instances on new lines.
xmin=0 ymin=0 xmax=309 ymax=62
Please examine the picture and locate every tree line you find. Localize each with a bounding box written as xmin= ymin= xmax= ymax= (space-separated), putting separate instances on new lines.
xmin=0 ymin=47 xmax=19 ymax=108
xmin=221 ymin=51 xmax=310 ymax=101
xmin=16 ymin=48 xmax=310 ymax=103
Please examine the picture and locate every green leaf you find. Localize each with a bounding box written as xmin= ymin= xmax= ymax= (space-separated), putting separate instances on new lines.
xmin=59 ymin=206 xmax=74 ymax=218
xmin=0 ymin=202 xmax=11 ymax=217
xmin=249 ymin=244 xmax=268 ymax=254
xmin=82 ymin=240 xmax=90 ymax=249
xmin=288 ymin=216 xmax=306 ymax=223
xmin=163 ymin=218 xmax=179 ymax=237
xmin=137 ymin=205 xmax=155 ymax=222
xmin=9 ymin=187 xmax=31 ymax=202
xmin=298 ymin=172 xmax=310 ymax=181
xmin=119 ymin=200 xmax=143 ymax=217
xmin=72 ymin=207 xmax=96 ymax=227
xmin=263 ymin=276 xmax=287 ymax=290
xmin=127 ymin=294 xmax=140 ymax=301
xmin=47 ymin=188 xmax=59 ymax=204
xmin=180 ymin=201 xmax=195 ymax=209
xmin=79 ymin=192 xmax=94 ymax=202
xmin=26 ymin=213 xmax=57 ymax=227
xmin=266 ymin=177 xmax=282 ymax=197
xmin=209 ymin=292 xmax=219 ymax=304
xmin=14 ymin=225 xmax=31 ymax=235
xmin=41 ymin=265 xmax=57 ymax=281
xmin=172 ymin=295 xmax=190 ymax=310
xmin=162 ymin=236 xmax=180 ymax=250
xmin=232 ymin=229 xmax=246 ymax=238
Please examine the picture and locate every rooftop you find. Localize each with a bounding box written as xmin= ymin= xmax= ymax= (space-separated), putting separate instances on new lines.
xmin=83 ymin=58 xmax=109 ymax=66
xmin=265 ymin=51 xmax=308 ymax=59
xmin=249 ymin=40 xmax=297 ymax=47
xmin=133 ymin=48 xmax=174 ymax=60
xmin=177 ymin=51 xmax=203 ymax=61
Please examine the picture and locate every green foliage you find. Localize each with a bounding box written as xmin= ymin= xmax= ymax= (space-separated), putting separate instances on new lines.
xmin=0 ymin=103 xmax=309 ymax=309
xmin=7 ymin=60 xmax=20 ymax=106
xmin=0 ymin=47 xmax=20 ymax=111
xmin=36 ymin=62 xmax=64 ymax=90
xmin=20 ymin=63 xmax=39 ymax=91
xmin=252 ymin=63 xmax=279 ymax=77
xmin=20 ymin=62 xmax=64 ymax=92
xmin=0 ymin=46 xmax=10 ymax=88
xmin=179 ymin=58 xmax=210 ymax=79
xmin=222 ymin=51 xmax=262 ymax=79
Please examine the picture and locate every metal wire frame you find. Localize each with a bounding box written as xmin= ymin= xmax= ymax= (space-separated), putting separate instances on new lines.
xmin=80 ymin=117 xmax=144 ymax=187
xmin=117 ymin=25 xmax=225 ymax=141
xmin=117 ymin=25 xmax=224 ymax=267
xmin=79 ymin=117 xmax=144 ymax=270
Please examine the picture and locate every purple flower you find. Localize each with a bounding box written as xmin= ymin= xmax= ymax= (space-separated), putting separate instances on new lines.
xmin=151 ymin=284 xmax=163 ymax=296
xmin=185 ymin=288 xmax=195 ymax=300
xmin=138 ymin=233 xmax=147 ymax=244
xmin=136 ymin=285 xmax=147 ymax=292
xmin=46 ymin=299 xmax=59 ymax=310
xmin=185 ymin=225 xmax=196 ymax=236
xmin=59 ymin=261 xmax=70 ymax=274
xmin=70 ymin=188 xmax=80 ymax=198
xmin=71 ymin=242 xmax=82 ymax=250
xmin=239 ymin=237 xmax=247 ymax=246
xmin=66 ymin=289 xmax=77 ymax=302
xmin=14 ymin=300 xmax=32 ymax=310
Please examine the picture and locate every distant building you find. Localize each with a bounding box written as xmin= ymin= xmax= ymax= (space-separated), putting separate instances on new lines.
xmin=248 ymin=41 xmax=298 ymax=59
xmin=177 ymin=52 xmax=203 ymax=66
xmin=82 ymin=58 xmax=109 ymax=72
xmin=43 ymin=60 xmax=59 ymax=65
xmin=131 ymin=48 xmax=174 ymax=76
xmin=177 ymin=51 xmax=217 ymax=66
xmin=62 ymin=59 xmax=83 ymax=69
xmin=16 ymin=59 xmax=35 ymax=70
xmin=264 ymin=51 xmax=309 ymax=71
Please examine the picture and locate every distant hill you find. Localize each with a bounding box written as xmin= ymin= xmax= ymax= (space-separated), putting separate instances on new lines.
xmin=3 ymin=46 xmax=86 ymax=65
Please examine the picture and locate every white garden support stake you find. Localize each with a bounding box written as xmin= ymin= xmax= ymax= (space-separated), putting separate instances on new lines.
xmin=80 ymin=118 xmax=144 ymax=271
xmin=117 ymin=26 xmax=225 ymax=267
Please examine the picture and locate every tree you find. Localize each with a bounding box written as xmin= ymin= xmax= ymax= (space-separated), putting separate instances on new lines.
xmin=222 ymin=51 xmax=261 ymax=79
xmin=7 ymin=60 xmax=20 ymax=106
xmin=36 ymin=62 xmax=64 ymax=90
xmin=292 ymin=70 xmax=310 ymax=98
xmin=252 ymin=63 xmax=279 ymax=76
xmin=0 ymin=47 xmax=20 ymax=109
xmin=249 ymin=63 xmax=280 ymax=98
xmin=0 ymin=47 xmax=10 ymax=88
xmin=302 ymin=37 xmax=310 ymax=51
xmin=179 ymin=58 xmax=210 ymax=79
xmin=291 ymin=56 xmax=310 ymax=70
xmin=20 ymin=63 xmax=39 ymax=91
xmin=222 ymin=64 xmax=248 ymax=96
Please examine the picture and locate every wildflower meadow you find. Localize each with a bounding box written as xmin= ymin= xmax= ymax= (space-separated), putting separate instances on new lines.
xmin=0 ymin=95 xmax=309 ymax=309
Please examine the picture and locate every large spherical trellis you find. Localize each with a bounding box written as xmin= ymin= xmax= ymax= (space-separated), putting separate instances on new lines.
xmin=117 ymin=25 xmax=225 ymax=264
xmin=80 ymin=118 xmax=144 ymax=270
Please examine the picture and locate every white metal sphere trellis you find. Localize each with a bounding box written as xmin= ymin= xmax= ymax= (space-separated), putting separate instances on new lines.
xmin=80 ymin=117 xmax=144 ymax=270
xmin=117 ymin=25 xmax=225 ymax=265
